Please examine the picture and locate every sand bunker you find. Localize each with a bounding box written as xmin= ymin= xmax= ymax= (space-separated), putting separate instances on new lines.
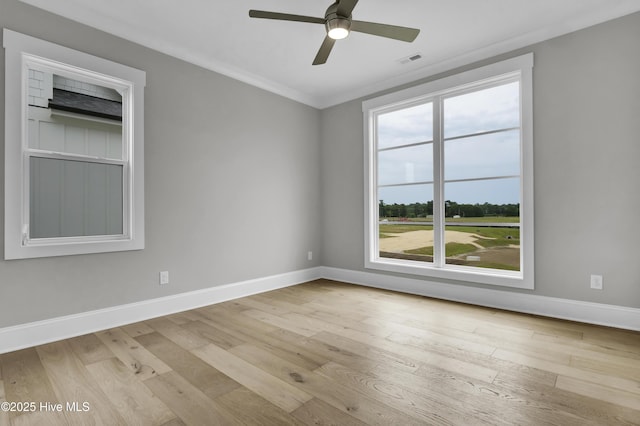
xmin=379 ymin=229 xmax=486 ymax=252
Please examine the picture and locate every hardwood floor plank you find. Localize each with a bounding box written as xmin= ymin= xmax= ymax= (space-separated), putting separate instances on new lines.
xmin=331 ymin=324 xmax=498 ymax=383
xmin=570 ymin=354 xmax=640 ymax=382
xmin=303 ymin=330 xmax=420 ymax=374
xmin=196 ymin=306 xmax=280 ymax=340
xmin=394 ymin=315 xmax=522 ymax=354
xmin=85 ymin=357 xmax=176 ymax=425
xmin=192 ymin=343 xmax=313 ymax=413
xmin=228 ymin=343 xmax=426 ymax=426
xmin=542 ymin=329 xmax=640 ymax=367
xmin=402 ymin=316 xmax=572 ymax=365
xmin=402 ymin=312 xmax=480 ymax=334
xmin=95 ymin=328 xmax=172 ymax=381
xmin=315 ymin=361 xmax=490 ymax=425
xmin=67 ymin=333 xmax=114 ymax=366
xmin=289 ymin=311 xmax=361 ymax=336
xmin=135 ymin=332 xmax=240 ymax=399
xmin=242 ymin=309 xmax=318 ymax=337
xmin=179 ymin=320 xmax=245 ymax=350
xmin=120 ymin=321 xmax=156 ymax=338
xmin=198 ymin=301 xmax=249 ymax=317
xmin=200 ymin=306 xmax=327 ymax=369
xmin=10 ymin=411 xmax=68 ymax=426
xmin=36 ymin=341 xmax=127 ymax=425
xmin=386 ymin=326 xmax=497 ymax=357
xmin=159 ymin=418 xmax=187 ymax=426
xmin=190 ymin=314 xmax=327 ymax=372
xmin=301 ymin=301 xmax=371 ymax=323
xmin=164 ymin=311 xmax=202 ymax=325
xmin=556 ymin=375 xmax=640 ymax=411
xmin=143 ymin=371 xmax=234 ymax=425
xmin=533 ymin=331 xmax=640 ymax=362
xmin=276 ymin=308 xmax=500 ymax=384
xmin=0 ymin=348 xmax=61 ymax=424
xmin=381 ymin=353 xmax=580 ymax=426
xmin=492 ymin=349 xmax=640 ymax=394
xmin=531 ymin=326 xmax=585 ymax=341
xmin=215 ymin=387 xmax=303 ymax=425
xmin=239 ymin=329 xmax=329 ymax=372
xmin=260 ymin=286 xmax=320 ymax=305
xmin=291 ymin=398 xmax=369 ymax=426
xmin=302 ymin=313 xmax=499 ymax=382
xmin=492 ymin=370 xmax=640 ymax=425
xmin=250 ymin=293 xmax=316 ymax=315
xmin=388 ymin=362 xmax=589 ymax=425
xmin=582 ymin=327 xmax=640 ymax=356
xmin=234 ymin=296 xmax=295 ymax=316
xmin=491 ymin=310 xmax=587 ymax=339
xmin=312 ymin=286 xmax=491 ymax=326
xmin=289 ymin=280 xmax=335 ymax=296
xmin=144 ymin=317 xmax=210 ymax=351
xmin=473 ymin=323 xmax=535 ymax=342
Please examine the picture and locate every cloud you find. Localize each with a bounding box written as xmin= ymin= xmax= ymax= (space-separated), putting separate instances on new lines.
xmin=376 ymin=81 xmax=521 ymax=206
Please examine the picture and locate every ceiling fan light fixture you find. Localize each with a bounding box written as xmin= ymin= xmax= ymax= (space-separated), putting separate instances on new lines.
xmin=326 ymin=17 xmax=351 ymax=40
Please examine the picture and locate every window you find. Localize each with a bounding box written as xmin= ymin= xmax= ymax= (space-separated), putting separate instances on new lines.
xmin=3 ymin=29 xmax=146 ymax=259
xmin=364 ymin=54 xmax=534 ymax=289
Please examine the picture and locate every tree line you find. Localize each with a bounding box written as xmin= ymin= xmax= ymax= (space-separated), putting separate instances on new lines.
xmin=379 ymin=200 xmax=519 ymax=218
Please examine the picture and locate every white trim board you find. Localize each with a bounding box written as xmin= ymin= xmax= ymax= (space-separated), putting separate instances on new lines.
xmin=1 ymin=265 xmax=639 ymax=354
xmin=320 ymin=267 xmax=640 ymax=332
xmin=0 ymin=267 xmax=323 ymax=354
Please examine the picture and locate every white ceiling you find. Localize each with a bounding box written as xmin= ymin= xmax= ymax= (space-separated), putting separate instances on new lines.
xmin=19 ymin=0 xmax=640 ymax=109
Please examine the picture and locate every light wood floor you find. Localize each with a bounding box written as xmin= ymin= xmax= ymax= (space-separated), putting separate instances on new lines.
xmin=1 ymin=280 xmax=639 ymax=425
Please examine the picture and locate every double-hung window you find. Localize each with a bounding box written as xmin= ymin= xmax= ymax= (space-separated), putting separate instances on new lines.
xmin=4 ymin=29 xmax=145 ymax=259
xmin=364 ymin=54 xmax=534 ymax=289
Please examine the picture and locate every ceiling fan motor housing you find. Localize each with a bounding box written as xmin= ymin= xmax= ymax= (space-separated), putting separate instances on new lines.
xmin=325 ymin=3 xmax=352 ymax=39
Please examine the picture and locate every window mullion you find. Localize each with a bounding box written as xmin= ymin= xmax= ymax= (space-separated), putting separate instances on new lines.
xmin=432 ymin=96 xmax=445 ymax=267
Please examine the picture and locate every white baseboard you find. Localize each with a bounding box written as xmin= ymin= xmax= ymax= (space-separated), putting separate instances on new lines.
xmin=2 ymin=265 xmax=638 ymax=354
xmin=320 ymin=266 xmax=640 ymax=332
xmin=0 ymin=267 xmax=323 ymax=354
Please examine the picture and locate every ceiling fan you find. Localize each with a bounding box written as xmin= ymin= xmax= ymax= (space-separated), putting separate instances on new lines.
xmin=248 ymin=0 xmax=420 ymax=65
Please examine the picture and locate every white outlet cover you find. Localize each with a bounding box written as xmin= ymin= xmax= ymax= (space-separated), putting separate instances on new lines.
xmin=590 ymin=274 xmax=603 ymax=290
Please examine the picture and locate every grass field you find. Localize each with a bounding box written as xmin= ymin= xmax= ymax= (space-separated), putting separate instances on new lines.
xmin=379 ymin=218 xmax=520 ymax=271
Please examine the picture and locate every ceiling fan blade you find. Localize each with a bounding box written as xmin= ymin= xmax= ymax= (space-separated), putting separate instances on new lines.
xmin=313 ymin=36 xmax=336 ymax=65
xmin=249 ymin=10 xmax=325 ymax=25
xmin=351 ymin=20 xmax=420 ymax=42
xmin=336 ymin=0 xmax=360 ymax=17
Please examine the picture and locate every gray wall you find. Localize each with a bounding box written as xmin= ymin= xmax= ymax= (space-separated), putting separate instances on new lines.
xmin=0 ymin=0 xmax=321 ymax=327
xmin=321 ymin=12 xmax=640 ymax=308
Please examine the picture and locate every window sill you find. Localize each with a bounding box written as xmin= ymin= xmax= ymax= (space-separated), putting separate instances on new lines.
xmin=365 ymin=256 xmax=533 ymax=290
xmin=6 ymin=237 xmax=144 ymax=260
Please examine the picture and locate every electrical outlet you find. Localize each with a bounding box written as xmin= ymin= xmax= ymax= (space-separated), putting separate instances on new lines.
xmin=590 ymin=274 xmax=603 ymax=290
xmin=159 ymin=271 xmax=169 ymax=285
xmin=308 ymin=251 xmax=313 ymax=261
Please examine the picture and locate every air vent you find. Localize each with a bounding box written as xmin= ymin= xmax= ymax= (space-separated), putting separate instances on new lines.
xmin=398 ymin=53 xmax=422 ymax=65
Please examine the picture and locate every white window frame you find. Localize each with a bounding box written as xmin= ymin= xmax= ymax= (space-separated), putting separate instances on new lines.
xmin=3 ymin=29 xmax=146 ymax=259
xmin=363 ymin=54 xmax=534 ymax=289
